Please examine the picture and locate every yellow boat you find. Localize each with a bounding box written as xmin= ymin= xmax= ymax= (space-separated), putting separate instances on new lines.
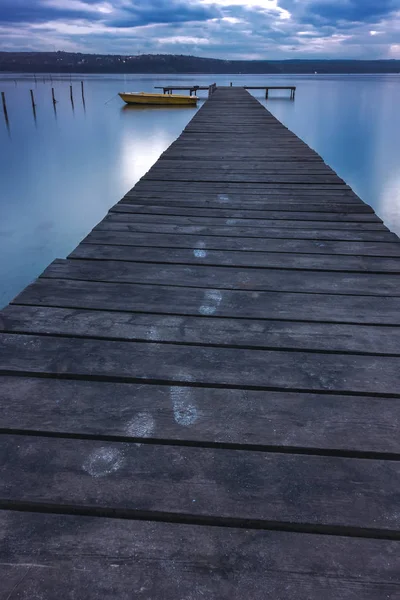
xmin=119 ymin=92 xmax=198 ymax=106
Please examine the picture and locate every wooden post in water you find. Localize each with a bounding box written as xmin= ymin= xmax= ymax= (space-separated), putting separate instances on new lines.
xmin=70 ymin=85 xmax=74 ymax=107
xmin=81 ymin=80 xmax=85 ymax=103
xmin=30 ymin=89 xmax=37 ymax=122
xmin=1 ymin=91 xmax=9 ymax=123
xmin=51 ymin=87 xmax=57 ymax=105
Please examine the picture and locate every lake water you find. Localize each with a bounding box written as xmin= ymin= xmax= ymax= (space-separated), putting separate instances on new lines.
xmin=1 ymin=73 xmax=399 ymax=307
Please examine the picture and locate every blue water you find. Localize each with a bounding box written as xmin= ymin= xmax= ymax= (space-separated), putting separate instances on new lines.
xmin=1 ymin=73 xmax=400 ymax=307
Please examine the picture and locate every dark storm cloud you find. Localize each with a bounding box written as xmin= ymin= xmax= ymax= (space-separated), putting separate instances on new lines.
xmin=0 ymin=0 xmax=102 ymax=24
xmin=109 ymin=0 xmax=218 ymax=27
xmin=279 ymin=0 xmax=400 ymax=25
xmin=1 ymin=0 xmax=400 ymax=58
xmin=0 ymin=0 xmax=217 ymax=27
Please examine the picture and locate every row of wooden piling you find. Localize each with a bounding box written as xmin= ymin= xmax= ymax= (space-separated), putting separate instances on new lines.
xmin=1 ymin=81 xmax=86 ymax=124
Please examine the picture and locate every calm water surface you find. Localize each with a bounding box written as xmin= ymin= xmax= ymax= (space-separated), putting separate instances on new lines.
xmin=0 ymin=73 xmax=399 ymax=306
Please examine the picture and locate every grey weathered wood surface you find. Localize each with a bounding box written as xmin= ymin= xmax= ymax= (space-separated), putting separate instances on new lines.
xmin=1 ymin=512 xmax=398 ymax=600
xmin=82 ymin=229 xmax=400 ymax=256
xmin=94 ymin=220 xmax=398 ymax=241
xmin=70 ymin=242 xmax=400 ymax=272
xmin=1 ymin=86 xmax=399 ymax=598
xmin=1 ymin=433 xmax=399 ymax=531
xmin=12 ymin=278 xmax=400 ymax=323
xmin=40 ymin=258 xmax=400 ymax=296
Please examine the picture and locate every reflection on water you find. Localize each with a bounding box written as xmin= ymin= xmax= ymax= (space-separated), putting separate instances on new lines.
xmin=122 ymin=104 xmax=198 ymax=112
xmin=258 ymin=74 xmax=400 ymax=235
xmin=0 ymin=73 xmax=399 ymax=307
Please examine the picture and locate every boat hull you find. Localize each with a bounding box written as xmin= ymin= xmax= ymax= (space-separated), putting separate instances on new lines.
xmin=119 ymin=92 xmax=197 ymax=106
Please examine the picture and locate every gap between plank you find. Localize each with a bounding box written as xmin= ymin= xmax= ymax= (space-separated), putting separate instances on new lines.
xmin=38 ymin=274 xmax=400 ymax=298
xmin=80 ymin=240 xmax=400 ymax=259
xmin=0 ymin=501 xmax=399 ymax=541
xmin=2 ymin=329 xmax=400 ymax=358
xmin=1 ymin=370 xmax=400 ymax=399
xmin=67 ymin=254 xmax=400 ymax=275
xmin=0 ymin=429 xmax=399 ymax=461
xmin=11 ymin=301 xmax=400 ymax=327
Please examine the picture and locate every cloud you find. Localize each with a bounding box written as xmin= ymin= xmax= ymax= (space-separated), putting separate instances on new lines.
xmin=0 ymin=0 xmax=217 ymax=27
xmin=109 ymin=0 xmax=218 ymax=27
xmin=0 ymin=0 xmax=400 ymax=59
xmin=283 ymin=0 xmax=399 ymax=25
xmin=0 ymin=0 xmax=107 ymax=23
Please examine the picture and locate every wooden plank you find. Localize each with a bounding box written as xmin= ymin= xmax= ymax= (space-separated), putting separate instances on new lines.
xmin=102 ymin=212 xmax=386 ymax=230
xmin=154 ymin=159 xmax=336 ymax=171
xmin=1 ymin=512 xmax=398 ymax=600
xmin=1 ymin=333 xmax=400 ymax=396
xmin=14 ymin=278 xmax=400 ymax=325
xmin=42 ymin=258 xmax=400 ymax=297
xmin=3 ymin=305 xmax=400 ymax=356
xmin=2 ymin=375 xmax=400 ymax=453
xmin=135 ymin=182 xmax=351 ymax=191
xmin=1 ymin=433 xmax=399 ymax=531
xmin=162 ymin=154 xmax=323 ymax=164
xmin=142 ymin=172 xmax=344 ymax=184
xmin=84 ymin=230 xmax=400 ymax=257
xmin=96 ymin=221 xmax=396 ymax=242
xmin=70 ymin=243 xmax=400 ymax=273
xmin=127 ymin=186 xmax=358 ymax=197
xmin=143 ymin=173 xmax=344 ymax=184
xmin=120 ymin=197 xmax=374 ymax=212
xmin=110 ymin=204 xmax=381 ymax=222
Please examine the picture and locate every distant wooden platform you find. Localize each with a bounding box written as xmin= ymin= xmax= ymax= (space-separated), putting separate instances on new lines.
xmin=1 ymin=87 xmax=399 ymax=598
xmin=155 ymin=85 xmax=210 ymax=95
xmin=245 ymin=85 xmax=296 ymax=98
xmin=156 ymin=85 xmax=296 ymax=99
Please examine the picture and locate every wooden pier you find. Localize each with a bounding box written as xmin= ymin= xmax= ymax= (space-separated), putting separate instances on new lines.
xmin=156 ymin=85 xmax=296 ymax=99
xmin=155 ymin=85 xmax=210 ymax=95
xmin=245 ymin=85 xmax=296 ymax=99
xmin=0 ymin=87 xmax=399 ymax=598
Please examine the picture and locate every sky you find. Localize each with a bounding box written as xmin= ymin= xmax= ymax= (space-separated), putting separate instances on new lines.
xmin=0 ymin=0 xmax=400 ymax=59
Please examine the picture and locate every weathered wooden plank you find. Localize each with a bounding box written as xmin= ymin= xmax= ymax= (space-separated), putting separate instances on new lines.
xmin=14 ymin=278 xmax=400 ymax=325
xmin=155 ymin=160 xmax=336 ymax=171
xmin=1 ymin=333 xmax=400 ymax=395
xmin=120 ymin=196 xmax=374 ymax=212
xmin=84 ymin=230 xmax=400 ymax=257
xmin=171 ymin=135 xmax=314 ymax=142
xmin=135 ymin=181 xmax=351 ymax=191
xmin=144 ymin=168 xmax=344 ymax=181
xmin=2 ymin=376 xmax=399 ymax=453
xmin=42 ymin=258 xmax=400 ymax=297
xmin=71 ymin=243 xmax=400 ymax=273
xmin=111 ymin=204 xmax=381 ymax=222
xmin=127 ymin=186 xmax=358 ymax=197
xmin=167 ymin=148 xmax=320 ymax=155
xmin=3 ymin=305 xmax=400 ymax=356
xmin=95 ymin=221 xmax=397 ymax=242
xmin=1 ymin=434 xmax=399 ymax=530
xmin=143 ymin=172 xmax=344 ymax=185
xmin=1 ymin=511 xmax=398 ymax=600
xmin=102 ymin=212 xmax=386 ymax=230
xmin=162 ymin=155 xmax=328 ymax=163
